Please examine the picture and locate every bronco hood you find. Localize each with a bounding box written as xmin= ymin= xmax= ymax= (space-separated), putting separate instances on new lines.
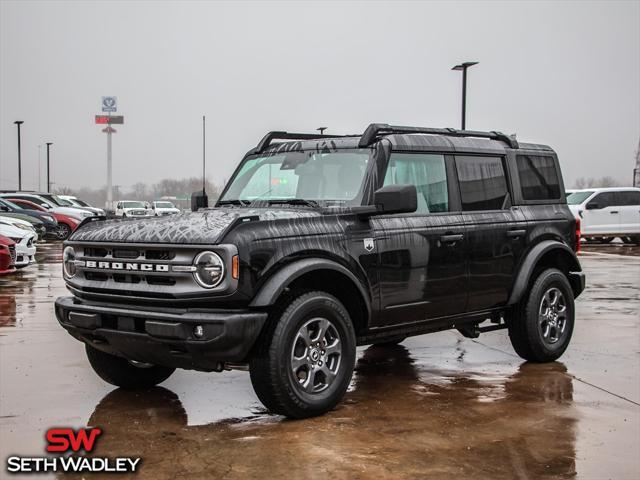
xmin=69 ymin=208 xmax=321 ymax=244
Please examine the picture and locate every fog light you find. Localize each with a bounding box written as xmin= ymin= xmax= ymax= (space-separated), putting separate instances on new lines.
xmin=193 ymin=325 xmax=205 ymax=338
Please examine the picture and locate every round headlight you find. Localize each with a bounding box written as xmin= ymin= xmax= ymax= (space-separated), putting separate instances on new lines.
xmin=63 ymin=246 xmax=76 ymax=278
xmin=193 ymin=251 xmax=224 ymax=288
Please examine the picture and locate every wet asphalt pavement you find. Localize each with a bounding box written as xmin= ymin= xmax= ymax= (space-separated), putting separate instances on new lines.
xmin=1 ymin=242 xmax=639 ymax=479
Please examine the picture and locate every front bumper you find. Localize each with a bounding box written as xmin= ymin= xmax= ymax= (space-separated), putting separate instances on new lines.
xmin=15 ymin=244 xmax=36 ymax=267
xmin=55 ymin=296 xmax=268 ymax=370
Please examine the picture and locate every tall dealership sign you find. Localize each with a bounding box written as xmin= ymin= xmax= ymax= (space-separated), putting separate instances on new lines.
xmin=96 ymin=97 xmax=122 ymax=210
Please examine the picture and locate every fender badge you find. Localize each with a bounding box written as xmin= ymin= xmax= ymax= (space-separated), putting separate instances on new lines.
xmin=364 ymin=238 xmax=375 ymax=252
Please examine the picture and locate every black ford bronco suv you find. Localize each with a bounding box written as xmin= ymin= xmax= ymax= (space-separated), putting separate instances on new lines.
xmin=55 ymin=124 xmax=585 ymax=418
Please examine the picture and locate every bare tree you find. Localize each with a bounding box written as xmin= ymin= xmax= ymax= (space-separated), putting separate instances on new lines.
xmin=573 ymin=176 xmax=621 ymax=188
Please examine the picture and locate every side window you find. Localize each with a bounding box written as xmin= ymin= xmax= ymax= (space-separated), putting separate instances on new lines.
xmin=617 ymin=191 xmax=640 ymax=206
xmin=516 ymin=155 xmax=561 ymax=200
xmin=455 ymin=156 xmax=508 ymax=211
xmin=589 ymin=192 xmax=617 ymax=208
xmin=383 ymin=153 xmax=448 ymax=213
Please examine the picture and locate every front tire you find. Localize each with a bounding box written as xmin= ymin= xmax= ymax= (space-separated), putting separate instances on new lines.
xmin=249 ymin=291 xmax=356 ymax=418
xmin=85 ymin=344 xmax=175 ymax=389
xmin=55 ymin=223 xmax=72 ymax=240
xmin=508 ymin=268 xmax=575 ymax=362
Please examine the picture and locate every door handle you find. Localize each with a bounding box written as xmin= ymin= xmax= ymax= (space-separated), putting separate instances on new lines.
xmin=506 ymin=229 xmax=526 ymax=238
xmin=610 ymin=211 xmax=618 ymax=214
xmin=440 ymin=234 xmax=464 ymax=243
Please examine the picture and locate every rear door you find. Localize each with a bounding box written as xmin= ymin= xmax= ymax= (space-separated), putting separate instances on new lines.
xmin=617 ymin=190 xmax=640 ymax=235
xmin=454 ymin=155 xmax=528 ymax=312
xmin=373 ymin=152 xmax=468 ymax=326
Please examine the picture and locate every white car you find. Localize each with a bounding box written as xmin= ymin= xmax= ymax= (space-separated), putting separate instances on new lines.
xmin=151 ymin=201 xmax=180 ymax=216
xmin=0 ymin=221 xmax=37 ymax=268
xmin=115 ymin=201 xmax=153 ymax=218
xmin=0 ymin=193 xmax=92 ymax=221
xmin=567 ymin=187 xmax=640 ymax=243
xmin=59 ymin=195 xmax=105 ymax=216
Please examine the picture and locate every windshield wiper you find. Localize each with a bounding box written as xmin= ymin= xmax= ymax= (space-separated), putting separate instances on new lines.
xmin=217 ymin=199 xmax=249 ymax=207
xmin=266 ymin=199 xmax=321 ymax=208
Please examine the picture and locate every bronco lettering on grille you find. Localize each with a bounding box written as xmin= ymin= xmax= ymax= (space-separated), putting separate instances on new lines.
xmin=84 ymin=260 xmax=169 ymax=272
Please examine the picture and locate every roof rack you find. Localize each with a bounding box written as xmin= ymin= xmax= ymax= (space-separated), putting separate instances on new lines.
xmin=250 ymin=131 xmax=347 ymax=155
xmin=358 ymin=123 xmax=519 ymax=149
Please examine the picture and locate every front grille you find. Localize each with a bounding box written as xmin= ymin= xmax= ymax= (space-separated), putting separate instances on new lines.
xmin=8 ymin=245 xmax=16 ymax=263
xmin=85 ymin=247 xmax=108 ymax=257
xmin=145 ymin=250 xmax=175 ymax=260
xmin=71 ymin=243 xmax=205 ymax=300
xmin=66 ymin=242 xmax=236 ymax=303
xmin=113 ymin=249 xmax=140 ymax=259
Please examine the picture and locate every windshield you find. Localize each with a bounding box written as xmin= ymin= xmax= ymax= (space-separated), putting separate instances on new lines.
xmin=50 ymin=195 xmax=73 ymax=206
xmin=219 ymin=149 xmax=370 ymax=206
xmin=0 ymin=199 xmax=21 ymax=210
xmin=567 ymin=191 xmax=594 ymax=205
xmin=75 ymin=199 xmax=91 ymax=207
xmin=122 ymin=201 xmax=146 ymax=209
xmin=154 ymin=202 xmax=175 ymax=208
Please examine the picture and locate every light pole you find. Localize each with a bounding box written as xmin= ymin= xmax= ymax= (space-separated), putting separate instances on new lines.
xmin=46 ymin=143 xmax=53 ymax=193
xmin=451 ymin=62 xmax=478 ymax=130
xmin=38 ymin=144 xmax=43 ymax=191
xmin=14 ymin=121 xmax=24 ymax=190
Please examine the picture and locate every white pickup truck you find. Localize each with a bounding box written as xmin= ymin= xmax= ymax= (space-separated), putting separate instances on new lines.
xmin=114 ymin=201 xmax=153 ymax=218
xmin=151 ymin=201 xmax=180 ymax=216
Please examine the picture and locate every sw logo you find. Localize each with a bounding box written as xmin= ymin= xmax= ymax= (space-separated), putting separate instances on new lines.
xmin=364 ymin=238 xmax=375 ymax=252
xmin=46 ymin=427 xmax=102 ymax=452
xmin=5 ymin=427 xmax=141 ymax=474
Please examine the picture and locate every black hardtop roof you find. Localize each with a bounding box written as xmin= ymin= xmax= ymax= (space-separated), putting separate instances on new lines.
xmin=251 ymin=123 xmax=554 ymax=157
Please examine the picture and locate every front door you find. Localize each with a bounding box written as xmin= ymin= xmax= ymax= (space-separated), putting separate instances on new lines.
xmin=582 ymin=191 xmax=619 ymax=236
xmin=373 ymin=152 xmax=468 ymax=326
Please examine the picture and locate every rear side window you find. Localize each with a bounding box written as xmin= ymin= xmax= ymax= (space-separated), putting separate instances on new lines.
xmin=383 ymin=153 xmax=448 ymax=213
xmin=516 ymin=155 xmax=561 ymax=200
xmin=617 ymin=191 xmax=640 ymax=206
xmin=455 ymin=156 xmax=508 ymax=211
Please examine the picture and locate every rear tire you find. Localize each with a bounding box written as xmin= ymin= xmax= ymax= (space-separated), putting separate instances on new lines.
xmin=508 ymin=268 xmax=575 ymax=362
xmin=85 ymin=344 xmax=175 ymax=389
xmin=249 ymin=291 xmax=356 ymax=418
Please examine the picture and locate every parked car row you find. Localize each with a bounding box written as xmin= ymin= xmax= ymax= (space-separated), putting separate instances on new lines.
xmin=0 ymin=191 xmax=103 ymax=240
xmin=567 ymin=187 xmax=640 ymax=244
xmin=0 ymin=219 xmax=37 ymax=274
xmin=114 ymin=200 xmax=180 ymax=217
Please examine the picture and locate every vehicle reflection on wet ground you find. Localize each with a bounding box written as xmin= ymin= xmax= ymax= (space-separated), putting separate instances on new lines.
xmin=0 ymin=242 xmax=638 ymax=479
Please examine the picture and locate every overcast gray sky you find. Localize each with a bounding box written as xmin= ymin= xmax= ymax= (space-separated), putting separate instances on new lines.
xmin=1 ymin=0 xmax=638 ymax=192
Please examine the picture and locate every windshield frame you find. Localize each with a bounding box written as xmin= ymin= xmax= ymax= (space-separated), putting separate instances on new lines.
xmin=217 ymin=148 xmax=373 ymax=208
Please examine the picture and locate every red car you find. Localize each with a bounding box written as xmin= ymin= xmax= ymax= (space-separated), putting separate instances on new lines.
xmin=0 ymin=235 xmax=17 ymax=275
xmin=7 ymin=198 xmax=80 ymax=240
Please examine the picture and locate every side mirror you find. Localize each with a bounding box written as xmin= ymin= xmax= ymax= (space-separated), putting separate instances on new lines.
xmin=585 ymin=202 xmax=600 ymax=210
xmin=0 ymin=205 xmax=9 ymax=212
xmin=41 ymin=204 xmax=52 ymax=210
xmin=373 ymin=184 xmax=417 ymax=215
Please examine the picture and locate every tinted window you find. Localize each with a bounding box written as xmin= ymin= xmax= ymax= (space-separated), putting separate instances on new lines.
xmin=617 ymin=191 xmax=640 ymax=206
xmin=516 ymin=155 xmax=561 ymax=200
xmin=456 ymin=156 xmax=508 ymax=211
xmin=383 ymin=153 xmax=448 ymax=213
xmin=590 ymin=192 xmax=617 ymax=208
